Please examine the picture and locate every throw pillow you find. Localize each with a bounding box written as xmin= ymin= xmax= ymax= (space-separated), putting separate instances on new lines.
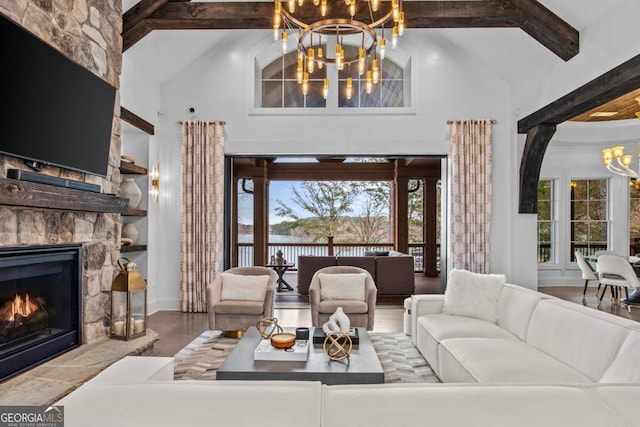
xmin=318 ymin=273 xmax=366 ymax=301
xmin=442 ymin=269 xmax=506 ymax=323
xmin=374 ymin=251 xmax=390 ymax=256
xmin=220 ymin=273 xmax=270 ymax=301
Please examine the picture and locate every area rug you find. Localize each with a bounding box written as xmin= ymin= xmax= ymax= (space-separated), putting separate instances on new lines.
xmin=173 ymin=330 xmax=440 ymax=383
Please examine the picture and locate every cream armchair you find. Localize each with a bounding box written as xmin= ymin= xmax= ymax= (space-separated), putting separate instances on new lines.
xmin=309 ymin=266 xmax=377 ymax=331
xmin=207 ymin=266 xmax=277 ymax=336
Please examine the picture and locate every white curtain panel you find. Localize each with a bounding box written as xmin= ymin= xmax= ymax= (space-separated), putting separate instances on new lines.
xmin=448 ymin=119 xmax=494 ymax=273
xmin=180 ymin=120 xmax=225 ymax=312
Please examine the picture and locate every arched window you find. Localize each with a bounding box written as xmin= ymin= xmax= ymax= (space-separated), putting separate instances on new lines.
xmin=261 ymin=49 xmax=327 ymax=108
xmin=259 ymin=44 xmax=407 ymax=109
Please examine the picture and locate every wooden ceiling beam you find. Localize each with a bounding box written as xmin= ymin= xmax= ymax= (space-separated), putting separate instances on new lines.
xmin=506 ymin=0 xmax=578 ymax=61
xmin=123 ymin=0 xmax=170 ymax=33
xmin=123 ymin=1 xmax=579 ymax=60
xmin=517 ymin=53 xmax=640 ymax=133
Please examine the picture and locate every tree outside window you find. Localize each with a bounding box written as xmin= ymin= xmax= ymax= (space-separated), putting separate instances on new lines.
xmin=570 ymin=179 xmax=608 ymax=261
xmin=537 ymin=180 xmax=554 ymax=263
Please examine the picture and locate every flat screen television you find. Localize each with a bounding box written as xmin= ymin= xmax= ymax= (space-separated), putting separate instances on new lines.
xmin=0 ymin=14 xmax=116 ymax=178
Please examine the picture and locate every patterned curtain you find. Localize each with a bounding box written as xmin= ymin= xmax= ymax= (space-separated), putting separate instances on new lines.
xmin=449 ymin=119 xmax=495 ymax=273
xmin=180 ymin=120 xmax=225 ymax=312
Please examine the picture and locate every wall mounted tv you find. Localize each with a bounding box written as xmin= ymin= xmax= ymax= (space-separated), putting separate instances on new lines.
xmin=0 ymin=14 xmax=116 ymax=178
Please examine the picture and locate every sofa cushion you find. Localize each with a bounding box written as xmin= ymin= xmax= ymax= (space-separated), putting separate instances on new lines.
xmin=319 ymin=273 xmax=366 ymax=301
xmin=497 ymin=284 xmax=546 ymax=341
xmin=322 ymin=384 xmax=630 ymax=427
xmin=439 ymin=338 xmax=592 ymax=383
xmin=599 ymin=330 xmax=640 ymax=383
xmin=442 ymin=269 xmax=505 ymax=323
xmin=58 ymin=381 xmax=323 ymax=427
xmin=375 ymin=255 xmax=415 ymax=295
xmin=416 ymin=314 xmax=517 ymax=378
xmin=220 ymin=273 xmax=269 ymax=301
xmin=527 ymin=300 xmax=633 ymax=382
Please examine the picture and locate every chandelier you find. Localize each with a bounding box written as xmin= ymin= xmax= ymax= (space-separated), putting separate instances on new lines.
xmin=272 ymin=0 xmax=405 ymax=98
xmin=601 ymin=98 xmax=640 ymax=189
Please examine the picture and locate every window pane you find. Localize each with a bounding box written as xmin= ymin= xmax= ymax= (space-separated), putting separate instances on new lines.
xmin=283 ymin=81 xmax=304 ymax=107
xmin=538 ymin=181 xmax=551 ymax=199
xmin=588 ymin=200 xmax=606 ymax=220
xmin=263 ymin=57 xmax=283 ymax=80
xmin=381 ymin=58 xmax=403 ymax=79
xmin=588 ymin=180 xmax=607 ymax=200
xmin=381 ymin=79 xmax=403 ymax=107
xmin=537 ymin=180 xmax=555 ymax=263
xmin=588 ymin=222 xmax=607 ymax=243
xmin=630 ymin=180 xmax=640 ymax=256
xmin=360 ymin=83 xmax=382 ymax=107
xmin=537 ymin=201 xmax=551 ymax=221
xmin=571 ymin=201 xmax=588 ymax=220
xmin=571 ymin=181 xmax=587 ymax=200
xmin=305 ymin=81 xmax=327 ymax=108
xmin=262 ymin=81 xmax=283 ymax=108
xmin=283 ymin=52 xmax=299 ymax=80
xmin=570 ymin=179 xmax=608 ymax=259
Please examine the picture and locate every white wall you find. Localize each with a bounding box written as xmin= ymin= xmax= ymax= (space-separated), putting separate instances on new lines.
xmin=122 ymin=2 xmax=640 ymax=308
xmin=538 ymin=121 xmax=640 ymax=286
xmin=120 ymin=58 xmax=162 ymax=313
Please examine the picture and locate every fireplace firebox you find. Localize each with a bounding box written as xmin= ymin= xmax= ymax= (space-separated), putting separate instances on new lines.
xmin=0 ymin=244 xmax=82 ymax=381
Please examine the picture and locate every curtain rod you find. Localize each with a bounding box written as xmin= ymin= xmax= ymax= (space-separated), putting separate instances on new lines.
xmin=447 ymin=119 xmax=496 ymax=124
xmin=177 ymin=120 xmax=226 ymax=125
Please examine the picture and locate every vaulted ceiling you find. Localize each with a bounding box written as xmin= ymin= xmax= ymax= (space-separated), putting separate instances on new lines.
xmin=123 ymin=0 xmax=579 ymax=59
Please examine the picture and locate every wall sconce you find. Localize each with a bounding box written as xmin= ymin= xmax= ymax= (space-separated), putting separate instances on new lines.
xmin=150 ymin=165 xmax=160 ymax=201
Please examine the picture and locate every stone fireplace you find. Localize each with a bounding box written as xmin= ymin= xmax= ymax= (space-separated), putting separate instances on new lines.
xmin=0 ymin=0 xmax=124 ymax=350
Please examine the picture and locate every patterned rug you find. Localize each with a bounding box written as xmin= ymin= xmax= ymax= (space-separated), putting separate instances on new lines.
xmin=173 ymin=330 xmax=440 ymax=383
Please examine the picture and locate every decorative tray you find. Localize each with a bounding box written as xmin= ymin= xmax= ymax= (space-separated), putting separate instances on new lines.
xmin=254 ymin=338 xmax=309 ymax=361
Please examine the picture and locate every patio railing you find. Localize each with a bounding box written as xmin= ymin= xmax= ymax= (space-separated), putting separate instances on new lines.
xmin=236 ymin=242 xmax=440 ymax=272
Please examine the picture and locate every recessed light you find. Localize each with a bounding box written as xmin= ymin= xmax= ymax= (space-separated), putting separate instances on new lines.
xmin=590 ymin=112 xmax=618 ymax=117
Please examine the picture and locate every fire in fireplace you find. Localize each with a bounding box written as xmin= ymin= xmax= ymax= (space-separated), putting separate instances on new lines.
xmin=0 ymin=244 xmax=82 ymax=381
xmin=0 ymin=293 xmax=50 ymax=343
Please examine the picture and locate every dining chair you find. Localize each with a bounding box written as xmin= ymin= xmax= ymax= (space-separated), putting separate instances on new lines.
xmin=575 ymin=251 xmax=600 ymax=300
xmin=597 ymin=255 xmax=640 ymax=312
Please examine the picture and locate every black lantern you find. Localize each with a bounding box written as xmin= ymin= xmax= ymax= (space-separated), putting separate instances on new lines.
xmin=110 ymin=258 xmax=147 ymax=340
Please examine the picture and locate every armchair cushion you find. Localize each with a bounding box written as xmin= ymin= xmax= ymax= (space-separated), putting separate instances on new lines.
xmin=319 ymin=273 xmax=367 ymax=301
xmin=318 ymin=300 xmax=369 ymax=314
xmin=442 ymin=269 xmax=505 ymax=323
xmin=220 ymin=273 xmax=270 ymax=302
xmin=213 ymin=300 xmax=265 ymax=315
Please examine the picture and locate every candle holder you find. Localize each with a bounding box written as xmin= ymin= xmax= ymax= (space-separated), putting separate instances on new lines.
xmin=110 ymin=257 xmax=147 ymax=340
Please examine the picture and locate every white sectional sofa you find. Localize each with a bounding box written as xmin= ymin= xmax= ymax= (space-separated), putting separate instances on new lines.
xmin=410 ymin=283 xmax=640 ymax=384
xmin=56 ymin=279 xmax=640 ymax=426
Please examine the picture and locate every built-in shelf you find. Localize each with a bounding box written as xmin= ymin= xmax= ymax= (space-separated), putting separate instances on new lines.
xmin=119 ymin=163 xmax=148 ymax=175
xmin=124 ymin=208 xmax=147 ymax=217
xmin=0 ymin=178 xmax=128 ymax=213
xmin=120 ymin=244 xmax=148 ymax=253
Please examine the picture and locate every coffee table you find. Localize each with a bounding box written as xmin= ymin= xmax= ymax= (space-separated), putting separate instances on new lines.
xmin=217 ymin=327 xmax=384 ymax=384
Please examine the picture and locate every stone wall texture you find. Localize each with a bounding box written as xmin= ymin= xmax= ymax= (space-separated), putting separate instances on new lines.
xmin=0 ymin=0 xmax=123 ymax=344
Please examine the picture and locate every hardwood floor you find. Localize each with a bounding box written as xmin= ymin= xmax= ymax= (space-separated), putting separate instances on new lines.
xmin=148 ymin=285 xmax=640 ymax=357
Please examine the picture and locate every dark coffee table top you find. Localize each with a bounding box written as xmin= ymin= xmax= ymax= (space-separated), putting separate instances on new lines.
xmin=217 ymin=327 xmax=384 ymax=385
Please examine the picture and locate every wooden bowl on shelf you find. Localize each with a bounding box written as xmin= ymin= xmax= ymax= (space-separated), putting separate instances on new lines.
xmin=270 ymin=333 xmax=296 ymax=349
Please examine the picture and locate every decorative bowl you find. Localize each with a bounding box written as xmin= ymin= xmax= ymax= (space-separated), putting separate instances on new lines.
xmin=270 ymin=333 xmax=296 ymax=349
